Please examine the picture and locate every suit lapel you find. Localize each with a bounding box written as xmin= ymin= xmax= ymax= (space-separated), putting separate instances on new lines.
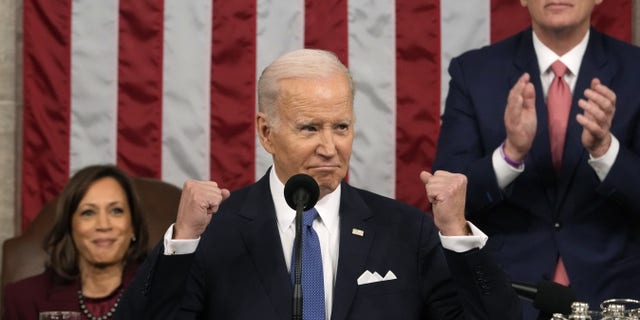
xmin=237 ymin=172 xmax=293 ymax=319
xmin=331 ymin=183 xmax=375 ymax=320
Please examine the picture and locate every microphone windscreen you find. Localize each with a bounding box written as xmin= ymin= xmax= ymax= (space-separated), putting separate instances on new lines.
xmin=533 ymin=281 xmax=577 ymax=316
xmin=284 ymin=174 xmax=320 ymax=211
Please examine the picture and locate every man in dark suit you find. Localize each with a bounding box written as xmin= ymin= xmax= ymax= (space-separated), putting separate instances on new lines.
xmin=117 ymin=48 xmax=521 ymax=320
xmin=433 ymin=1 xmax=640 ymax=319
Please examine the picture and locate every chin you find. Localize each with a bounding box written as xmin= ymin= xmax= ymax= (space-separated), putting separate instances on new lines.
xmin=94 ymin=259 xmax=125 ymax=267
xmin=318 ymin=181 xmax=340 ymax=195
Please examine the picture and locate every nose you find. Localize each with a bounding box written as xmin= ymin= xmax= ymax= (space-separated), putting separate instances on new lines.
xmin=316 ymin=129 xmax=337 ymax=157
xmin=95 ymin=211 xmax=112 ymax=230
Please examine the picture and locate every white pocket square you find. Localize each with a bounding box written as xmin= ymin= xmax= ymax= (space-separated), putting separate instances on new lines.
xmin=357 ymin=270 xmax=397 ymax=285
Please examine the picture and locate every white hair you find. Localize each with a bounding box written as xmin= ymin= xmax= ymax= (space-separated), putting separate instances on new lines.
xmin=257 ymin=49 xmax=354 ymax=126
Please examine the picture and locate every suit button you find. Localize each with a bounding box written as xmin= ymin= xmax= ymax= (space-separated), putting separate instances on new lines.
xmin=554 ymin=222 xmax=561 ymax=230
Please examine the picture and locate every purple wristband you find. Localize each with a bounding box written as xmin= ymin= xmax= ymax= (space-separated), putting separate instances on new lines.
xmin=500 ymin=142 xmax=524 ymax=167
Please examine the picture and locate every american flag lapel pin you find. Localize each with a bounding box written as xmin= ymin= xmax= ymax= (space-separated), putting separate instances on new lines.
xmin=352 ymin=228 xmax=364 ymax=237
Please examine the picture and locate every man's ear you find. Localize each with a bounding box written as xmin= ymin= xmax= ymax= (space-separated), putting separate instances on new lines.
xmin=256 ymin=112 xmax=274 ymax=154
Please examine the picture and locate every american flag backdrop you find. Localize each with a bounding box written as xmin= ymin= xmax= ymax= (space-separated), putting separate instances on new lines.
xmin=21 ymin=0 xmax=632 ymax=230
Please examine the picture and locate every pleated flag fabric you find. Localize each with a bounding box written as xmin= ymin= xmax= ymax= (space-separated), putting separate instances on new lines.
xmin=21 ymin=0 xmax=631 ymax=229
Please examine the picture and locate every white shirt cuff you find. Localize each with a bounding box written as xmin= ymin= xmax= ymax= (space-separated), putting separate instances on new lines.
xmin=588 ymin=135 xmax=619 ymax=181
xmin=492 ymin=147 xmax=524 ymax=189
xmin=163 ymin=223 xmax=200 ymax=255
xmin=439 ymin=222 xmax=488 ymax=253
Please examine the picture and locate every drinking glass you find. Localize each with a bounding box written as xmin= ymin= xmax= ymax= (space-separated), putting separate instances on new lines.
xmin=38 ymin=311 xmax=81 ymax=320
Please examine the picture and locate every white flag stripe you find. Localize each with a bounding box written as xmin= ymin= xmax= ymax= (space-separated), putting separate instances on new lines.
xmin=440 ymin=0 xmax=490 ymax=114
xmin=70 ymin=0 xmax=119 ymax=175
xmin=161 ymin=0 xmax=213 ymax=187
xmin=348 ymin=0 xmax=396 ymax=198
xmin=255 ymin=0 xmax=305 ymax=178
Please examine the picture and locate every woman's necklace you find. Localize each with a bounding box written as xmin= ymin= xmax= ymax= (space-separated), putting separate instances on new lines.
xmin=77 ymin=288 xmax=122 ymax=320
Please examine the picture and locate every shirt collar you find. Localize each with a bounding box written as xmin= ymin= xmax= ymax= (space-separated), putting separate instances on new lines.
xmin=270 ymin=168 xmax=341 ymax=234
xmin=532 ymin=29 xmax=589 ymax=76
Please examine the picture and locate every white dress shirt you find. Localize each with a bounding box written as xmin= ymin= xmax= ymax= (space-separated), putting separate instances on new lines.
xmin=163 ymin=168 xmax=488 ymax=319
xmin=270 ymin=168 xmax=340 ymax=319
xmin=493 ymin=29 xmax=620 ymax=188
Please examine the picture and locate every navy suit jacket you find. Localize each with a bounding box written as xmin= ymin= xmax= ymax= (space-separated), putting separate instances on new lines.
xmin=434 ymin=27 xmax=640 ymax=313
xmin=116 ymin=171 xmax=521 ymax=319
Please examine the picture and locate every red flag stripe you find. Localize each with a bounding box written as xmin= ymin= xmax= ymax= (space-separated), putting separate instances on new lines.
xmin=591 ymin=1 xmax=632 ymax=43
xmin=490 ymin=0 xmax=530 ymax=43
xmin=395 ymin=0 xmax=441 ymax=210
xmin=304 ymin=0 xmax=349 ymax=65
xmin=117 ymin=0 xmax=165 ymax=179
xmin=21 ymin=0 xmax=72 ymax=230
xmin=209 ymin=0 xmax=257 ymax=190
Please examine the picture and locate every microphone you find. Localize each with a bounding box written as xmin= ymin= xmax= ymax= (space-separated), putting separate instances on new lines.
xmin=284 ymin=173 xmax=320 ymax=212
xmin=512 ymin=280 xmax=577 ymax=316
xmin=284 ymin=174 xmax=320 ymax=320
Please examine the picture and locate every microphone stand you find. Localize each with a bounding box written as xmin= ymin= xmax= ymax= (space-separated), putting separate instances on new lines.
xmin=292 ymin=198 xmax=305 ymax=320
xmin=284 ymin=174 xmax=319 ymax=320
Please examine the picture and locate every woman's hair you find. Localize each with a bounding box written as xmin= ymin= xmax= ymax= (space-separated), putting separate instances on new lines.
xmin=257 ymin=48 xmax=354 ymax=127
xmin=43 ymin=164 xmax=149 ymax=280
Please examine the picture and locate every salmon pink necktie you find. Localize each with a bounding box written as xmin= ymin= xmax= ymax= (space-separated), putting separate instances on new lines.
xmin=548 ymin=60 xmax=571 ymax=286
xmin=548 ymin=60 xmax=572 ymax=172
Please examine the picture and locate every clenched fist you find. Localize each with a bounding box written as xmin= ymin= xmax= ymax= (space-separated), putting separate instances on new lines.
xmin=420 ymin=170 xmax=470 ymax=236
xmin=174 ymin=179 xmax=231 ymax=239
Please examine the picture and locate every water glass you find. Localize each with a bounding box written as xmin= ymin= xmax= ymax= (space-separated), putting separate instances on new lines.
xmin=38 ymin=311 xmax=81 ymax=320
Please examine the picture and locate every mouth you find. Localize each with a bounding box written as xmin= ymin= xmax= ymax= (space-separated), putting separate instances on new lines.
xmin=308 ymin=164 xmax=341 ymax=171
xmin=545 ymin=2 xmax=572 ymax=9
xmin=92 ymin=239 xmax=116 ymax=247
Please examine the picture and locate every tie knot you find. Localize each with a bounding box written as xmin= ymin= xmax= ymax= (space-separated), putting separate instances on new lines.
xmin=303 ymin=208 xmax=318 ymax=227
xmin=551 ymin=60 xmax=567 ymax=77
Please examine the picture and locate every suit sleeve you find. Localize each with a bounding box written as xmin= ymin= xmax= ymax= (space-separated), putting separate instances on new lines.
xmin=115 ymin=242 xmax=198 ymax=320
xmin=444 ymin=248 xmax=522 ymax=320
xmin=417 ymin=213 xmax=468 ymax=319
xmin=597 ymin=139 xmax=640 ymax=213
xmin=417 ymin=214 xmax=521 ymax=320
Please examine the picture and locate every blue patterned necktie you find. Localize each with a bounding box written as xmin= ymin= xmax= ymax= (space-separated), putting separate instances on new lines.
xmin=291 ymin=208 xmax=325 ymax=320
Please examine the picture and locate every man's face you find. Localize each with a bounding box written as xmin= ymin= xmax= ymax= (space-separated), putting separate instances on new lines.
xmin=258 ymin=72 xmax=354 ymax=198
xmin=520 ymin=0 xmax=602 ymax=34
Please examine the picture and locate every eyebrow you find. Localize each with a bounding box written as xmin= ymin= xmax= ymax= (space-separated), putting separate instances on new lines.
xmin=78 ymin=201 xmax=125 ymax=208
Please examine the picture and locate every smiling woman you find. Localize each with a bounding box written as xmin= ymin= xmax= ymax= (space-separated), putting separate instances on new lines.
xmin=71 ymin=177 xmax=136 ymax=272
xmin=2 ymin=165 xmax=149 ymax=320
